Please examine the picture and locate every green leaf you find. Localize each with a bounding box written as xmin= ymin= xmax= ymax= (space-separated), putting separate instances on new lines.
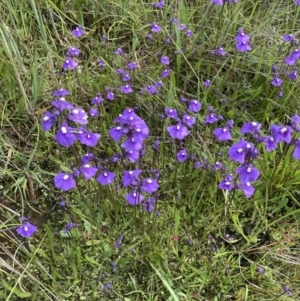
xmin=2 ymin=279 xmax=32 ymax=298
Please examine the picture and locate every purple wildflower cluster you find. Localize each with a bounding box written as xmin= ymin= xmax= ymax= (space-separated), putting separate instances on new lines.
xmin=109 ymin=108 xmax=149 ymax=163
xmin=62 ymin=26 xmax=84 ymax=70
xmin=32 ymin=2 xmax=300 ymax=259
xmin=234 ymin=28 xmax=252 ymax=52
xmin=42 ymin=88 xmax=100 ymax=151
xmin=268 ymin=33 xmax=300 ymax=97
xmin=165 ymin=98 xmax=200 ymax=140
xmin=216 ymin=116 xmax=300 ymax=198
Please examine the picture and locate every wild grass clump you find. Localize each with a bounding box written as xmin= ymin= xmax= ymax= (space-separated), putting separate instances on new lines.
xmin=1 ymin=0 xmax=300 ymax=300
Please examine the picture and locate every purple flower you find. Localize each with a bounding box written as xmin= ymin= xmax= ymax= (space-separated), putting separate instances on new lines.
xmin=288 ymin=70 xmax=298 ymax=80
xmin=234 ymin=28 xmax=250 ymax=43
xmin=126 ymin=191 xmax=144 ymax=205
xmin=296 ymin=0 xmax=300 ymax=5
xmin=236 ymin=41 xmax=252 ymax=52
xmin=53 ymin=88 xmax=70 ymax=97
xmin=141 ymin=178 xmax=159 ymax=194
xmin=167 ymin=124 xmax=190 ymax=139
xmin=219 ymin=174 xmax=235 ymax=190
xmin=283 ymin=34 xmax=295 ymax=42
xmin=114 ymin=47 xmax=124 ymax=55
xmin=240 ymin=121 xmax=261 ymax=134
xmin=81 ymin=164 xmax=98 ymax=180
xmin=66 ymin=47 xmax=81 ymax=57
xmin=71 ymin=26 xmax=84 ymax=38
xmin=114 ymin=235 xmax=124 ymax=248
xmin=256 ymin=267 xmax=265 ymax=274
xmin=285 ymin=49 xmax=300 ymax=65
xmin=270 ymin=125 xmax=293 ymax=144
xmin=182 ymin=114 xmax=196 ymax=128
xmin=203 ymin=79 xmax=211 ymax=87
xmin=133 ymin=126 xmax=149 ymax=142
xmin=177 ymin=149 xmax=189 ymax=162
xmin=59 ymin=199 xmax=66 ymax=208
xmin=127 ymin=62 xmax=138 ymax=70
xmin=91 ymin=94 xmax=104 ymax=105
xmin=109 ymin=126 xmax=124 ymax=141
xmin=55 ymin=124 xmax=77 ymax=147
xmin=195 ymin=161 xmax=205 ymax=170
xmin=51 ymin=97 xmax=74 ymax=111
xmin=150 ymin=0 xmax=165 ymax=9
xmin=99 ymin=58 xmax=105 ymax=68
xmin=97 ymin=171 xmax=115 ymax=185
xmin=111 ymin=262 xmax=117 ymax=273
xmin=165 ymin=108 xmax=178 ymax=120
xmin=161 ymin=56 xmax=170 ymax=65
xmin=188 ymin=100 xmax=202 ymax=112
xmin=205 ymin=113 xmax=218 ymax=124
xmin=16 ymin=221 xmax=37 ymax=238
xmin=239 ymin=182 xmax=255 ymax=198
xmin=178 ymin=24 xmax=186 ymax=30
xmin=292 ymin=139 xmax=300 ymax=159
xmin=67 ymin=108 xmax=88 ymax=125
xmin=121 ymin=84 xmax=133 ymax=94
xmin=236 ymin=164 xmax=260 ymax=182
xmin=263 ymin=136 xmax=277 ymax=152
xmin=54 ymin=172 xmax=76 ymax=191
xmin=144 ymin=198 xmax=156 ymax=213
xmin=63 ymin=57 xmax=78 ymax=70
xmin=284 ymin=55 xmax=297 ymax=66
xmin=228 ymin=139 xmax=257 ymax=164
xmin=63 ymin=222 xmax=74 ymax=233
xmin=155 ymin=80 xmax=163 ymax=88
xmin=81 ymin=153 xmax=94 ymax=164
xmin=151 ymin=22 xmax=162 ymax=33
xmin=186 ymin=29 xmax=193 ymax=37
xmin=212 ymin=161 xmax=223 ymax=171
xmin=291 ymin=115 xmax=300 ymax=132
xmin=213 ymin=127 xmax=232 ymax=141
xmin=77 ymin=130 xmax=101 ymax=147
xmin=152 ymin=139 xmax=161 ymax=152
xmin=227 ymin=119 xmax=234 ymax=129
xmin=283 ymin=285 xmax=291 ymax=296
xmin=271 ymin=76 xmax=284 ymax=87
xmin=106 ymin=90 xmax=114 ymax=101
xmin=290 ymin=49 xmax=300 ymax=60
xmin=121 ymin=137 xmax=143 ymax=151
xmin=145 ymin=85 xmax=158 ymax=94
xmin=115 ymin=68 xmax=125 ymax=75
xmin=41 ymin=111 xmax=58 ymax=131
xmin=122 ymin=170 xmax=142 ymax=187
xmin=211 ymin=46 xmax=227 ymax=56
xmin=89 ymin=108 xmax=99 ymax=117
xmin=212 ymin=0 xmax=223 ymax=5
xmin=125 ymin=150 xmax=140 ymax=163
xmin=161 ymin=69 xmax=170 ymax=77
xmin=122 ymin=72 xmax=131 ymax=82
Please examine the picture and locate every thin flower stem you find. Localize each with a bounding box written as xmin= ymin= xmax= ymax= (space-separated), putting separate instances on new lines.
xmin=268 ymin=142 xmax=290 ymax=195
xmin=214 ymin=4 xmax=225 ymax=53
